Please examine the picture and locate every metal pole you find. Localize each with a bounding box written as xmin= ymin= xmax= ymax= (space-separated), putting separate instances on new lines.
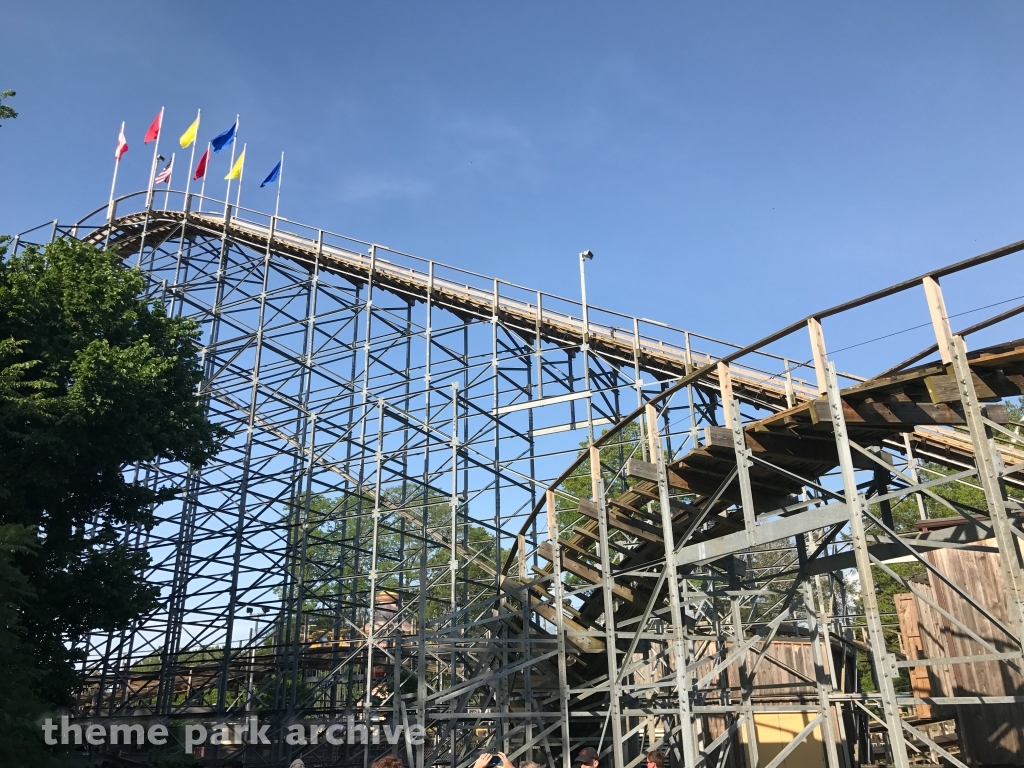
xmin=824 ymin=361 xmax=910 ymax=768
xmin=224 ymin=115 xmax=239 ymax=215
xmin=645 ymin=403 xmax=699 ymax=768
xmin=235 ymin=143 xmax=246 ymax=210
xmin=580 ymin=250 xmax=595 ymax=447
xmin=949 ymin=335 xmax=1024 ymax=644
xmin=182 ymin=108 xmax=201 ymax=210
xmin=592 ymin=447 xmax=625 ymax=768
xmin=546 ymin=490 xmax=572 ymax=768
xmin=198 ymin=142 xmax=211 ymax=213
xmin=162 ymin=153 xmax=174 ymax=210
xmin=145 ymin=107 xmax=164 ymax=210
xmin=363 ymin=399 xmax=386 ymax=768
xmin=450 ymin=382 xmax=460 ymax=611
xmin=107 ymin=121 xmax=123 ymax=221
xmin=275 ymin=152 xmax=285 ymax=219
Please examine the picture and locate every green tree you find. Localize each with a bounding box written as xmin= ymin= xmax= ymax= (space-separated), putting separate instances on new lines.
xmin=0 ymin=237 xmax=224 ymax=764
xmin=0 ymin=90 xmax=16 ymax=125
xmin=557 ymin=421 xmax=644 ymax=529
xmin=285 ymin=486 xmax=498 ymax=630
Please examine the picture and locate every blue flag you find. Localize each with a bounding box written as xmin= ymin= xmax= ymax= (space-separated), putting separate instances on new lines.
xmin=260 ymin=160 xmax=281 ymax=188
xmin=210 ymin=121 xmax=236 ymax=154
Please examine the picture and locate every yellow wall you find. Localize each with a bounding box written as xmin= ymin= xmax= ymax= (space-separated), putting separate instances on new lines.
xmin=738 ymin=712 xmax=824 ymax=768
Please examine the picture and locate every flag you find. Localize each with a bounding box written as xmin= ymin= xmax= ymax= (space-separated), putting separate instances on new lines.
xmin=179 ymin=115 xmax=199 ymax=148
xmin=193 ymin=147 xmax=209 ymax=180
xmin=211 ymin=121 xmax=236 ymax=154
xmin=115 ymin=124 xmax=128 ymax=160
xmin=224 ymin=148 xmax=245 ymax=180
xmin=260 ymin=160 xmax=281 ymax=188
xmin=144 ymin=110 xmax=161 ymax=144
xmin=155 ymin=159 xmax=173 ymax=185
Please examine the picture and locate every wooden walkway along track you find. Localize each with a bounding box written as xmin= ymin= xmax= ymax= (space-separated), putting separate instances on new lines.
xmin=91 ymin=210 xmax=816 ymax=411
xmin=92 ymin=209 xmax=1014 ymax=483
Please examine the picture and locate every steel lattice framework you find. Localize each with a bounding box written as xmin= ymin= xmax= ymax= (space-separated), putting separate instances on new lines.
xmin=11 ymin=191 xmax=1024 ymax=768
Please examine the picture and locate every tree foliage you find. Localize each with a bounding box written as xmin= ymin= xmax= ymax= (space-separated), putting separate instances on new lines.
xmin=557 ymin=421 xmax=644 ymax=529
xmin=285 ymin=485 xmax=498 ymax=631
xmin=0 ymin=89 xmax=16 ymax=126
xmin=0 ymin=237 xmax=224 ymax=763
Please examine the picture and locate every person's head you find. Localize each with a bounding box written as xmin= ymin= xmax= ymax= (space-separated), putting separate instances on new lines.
xmin=370 ymin=756 xmax=406 ymax=768
xmin=576 ymin=747 xmax=599 ymax=768
xmin=645 ymin=751 xmax=665 ymax=768
xmin=521 ymin=762 xmax=540 ymax=768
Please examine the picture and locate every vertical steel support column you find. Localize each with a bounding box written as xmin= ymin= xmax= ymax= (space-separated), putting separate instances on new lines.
xmin=592 ymin=446 xmax=625 ymax=768
xmin=416 ymin=262 xmax=435 ymax=768
xmin=633 ymin=319 xmax=648 ymax=461
xmin=807 ymin=526 xmax=851 ymax=768
xmin=536 ymin=291 xmax=545 ymax=399
xmin=645 ymin=403 xmax=698 ymax=768
xmin=450 ymin=382 xmax=460 ymax=611
xmin=218 ymin=209 xmax=275 ymax=711
xmin=168 ymin=194 xmax=193 ymax=319
xmin=824 ymin=361 xmax=910 ymax=768
xmin=363 ymin=400 xmax=387 ymax=768
xmin=901 ymin=434 xmax=928 ymax=521
xmin=492 ymin=279 xmax=510 ymax=749
xmin=288 ymin=412 xmax=317 ymax=713
xmin=448 ymin=380 xmax=460 ymax=768
xmin=795 ymin=535 xmax=844 ymax=768
xmin=721 ymin=365 xmax=756 ymax=544
xmin=728 ymin=560 xmax=759 ymax=768
xmin=685 ymin=331 xmax=699 ymax=449
xmin=546 ymin=490 xmax=573 ymax=768
xmin=949 ymin=335 xmax=1024 ymax=643
xmin=923 ymin=275 xmax=1024 ymax=642
xmin=722 ymin=364 xmax=760 ymax=768
xmin=580 ymin=258 xmax=596 ymax=447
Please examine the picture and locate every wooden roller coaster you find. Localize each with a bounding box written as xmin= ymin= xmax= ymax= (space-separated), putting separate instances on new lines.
xmin=12 ymin=190 xmax=1024 ymax=768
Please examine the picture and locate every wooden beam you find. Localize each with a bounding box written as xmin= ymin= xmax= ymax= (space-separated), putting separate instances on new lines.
xmin=808 ymin=317 xmax=828 ymax=395
xmin=922 ymin=275 xmax=955 ymax=365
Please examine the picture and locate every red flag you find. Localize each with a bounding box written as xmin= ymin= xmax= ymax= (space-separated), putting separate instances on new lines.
xmin=144 ymin=110 xmax=162 ymax=144
xmin=193 ymin=147 xmax=209 ymax=180
xmin=115 ymin=123 xmax=128 ymax=161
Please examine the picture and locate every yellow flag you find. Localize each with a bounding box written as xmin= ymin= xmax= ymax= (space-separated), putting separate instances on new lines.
xmin=179 ymin=115 xmax=199 ymax=148
xmin=225 ymin=148 xmax=245 ymax=180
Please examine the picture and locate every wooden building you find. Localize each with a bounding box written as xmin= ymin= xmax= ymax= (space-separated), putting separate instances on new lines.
xmin=895 ymin=527 xmax=1024 ymax=767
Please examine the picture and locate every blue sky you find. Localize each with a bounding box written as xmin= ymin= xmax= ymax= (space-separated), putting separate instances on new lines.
xmin=4 ymin=2 xmax=1024 ymax=373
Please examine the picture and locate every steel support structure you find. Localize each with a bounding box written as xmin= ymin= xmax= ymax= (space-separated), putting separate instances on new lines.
xmin=10 ymin=192 xmax=1024 ymax=768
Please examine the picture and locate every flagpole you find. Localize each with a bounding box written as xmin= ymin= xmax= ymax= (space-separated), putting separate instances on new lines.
xmin=235 ymin=143 xmax=246 ymax=210
xmin=198 ymin=141 xmax=211 ymax=214
xmin=224 ymin=114 xmax=239 ymax=216
xmin=274 ymin=152 xmax=284 ymax=219
xmin=163 ymin=153 xmax=175 ymax=209
xmin=108 ymin=121 xmax=124 ymax=221
xmin=183 ymin=108 xmax=201 ymax=211
xmin=145 ymin=107 xmax=165 ymax=210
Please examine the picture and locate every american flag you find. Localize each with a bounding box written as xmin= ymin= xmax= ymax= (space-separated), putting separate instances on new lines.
xmin=154 ymin=159 xmax=173 ymax=185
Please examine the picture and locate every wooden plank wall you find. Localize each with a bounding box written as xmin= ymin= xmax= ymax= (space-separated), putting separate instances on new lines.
xmin=895 ymin=541 xmax=1024 ymax=766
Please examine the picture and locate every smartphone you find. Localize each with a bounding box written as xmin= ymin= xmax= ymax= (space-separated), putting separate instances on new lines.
xmin=487 ymin=755 xmax=503 ymax=768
